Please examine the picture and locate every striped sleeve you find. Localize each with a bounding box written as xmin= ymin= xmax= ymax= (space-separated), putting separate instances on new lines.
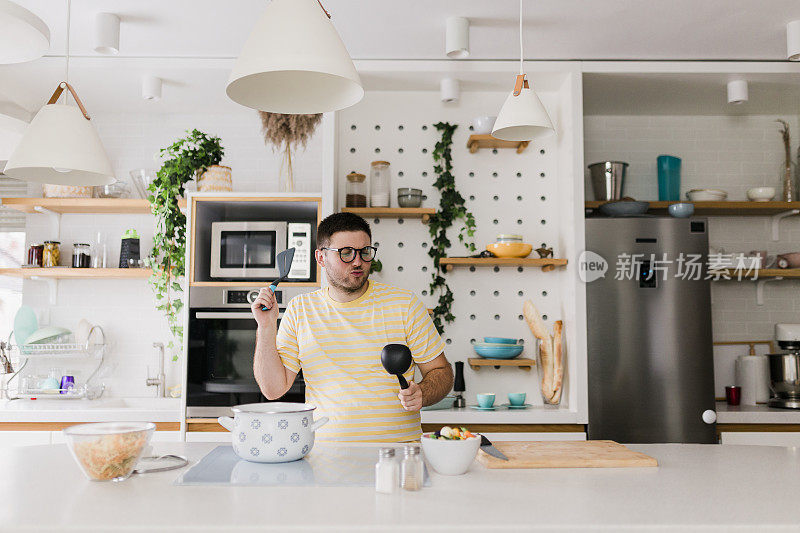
xmin=404 ymin=294 xmax=445 ymax=364
xmin=276 ymin=298 xmax=301 ymax=373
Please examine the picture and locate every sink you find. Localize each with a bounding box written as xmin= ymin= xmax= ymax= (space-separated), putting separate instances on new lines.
xmin=90 ymin=397 xmax=181 ymax=410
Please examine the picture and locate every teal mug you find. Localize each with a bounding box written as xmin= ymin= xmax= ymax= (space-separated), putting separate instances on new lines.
xmin=476 ymin=393 xmax=495 ymax=408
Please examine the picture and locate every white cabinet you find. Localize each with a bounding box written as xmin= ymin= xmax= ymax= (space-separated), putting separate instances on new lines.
xmin=481 ymin=432 xmax=586 ymax=442
xmin=185 ymin=432 xmax=230 ymax=443
xmin=720 ymin=432 xmax=800 ymax=446
xmin=0 ymin=431 xmax=52 ymax=448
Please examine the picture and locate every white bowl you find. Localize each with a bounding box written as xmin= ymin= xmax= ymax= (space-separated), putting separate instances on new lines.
xmin=420 ymin=433 xmax=481 ymax=475
xmin=686 ymin=189 xmax=728 ymax=202
xmin=747 ymin=187 xmax=776 ymax=202
xmin=471 ymin=116 xmax=496 ymax=135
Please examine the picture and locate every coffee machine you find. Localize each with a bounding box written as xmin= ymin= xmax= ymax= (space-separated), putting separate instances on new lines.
xmin=767 ymin=324 xmax=800 ymax=409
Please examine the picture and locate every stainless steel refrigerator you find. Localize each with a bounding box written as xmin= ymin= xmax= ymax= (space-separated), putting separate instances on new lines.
xmin=585 ymin=217 xmax=717 ymax=443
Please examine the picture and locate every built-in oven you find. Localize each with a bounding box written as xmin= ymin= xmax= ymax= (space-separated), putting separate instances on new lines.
xmin=186 ymin=285 xmax=314 ymax=418
xmin=210 ymin=221 xmax=312 ymax=280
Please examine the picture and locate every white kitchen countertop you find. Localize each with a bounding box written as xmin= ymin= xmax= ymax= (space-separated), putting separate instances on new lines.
xmin=2 ymin=442 xmax=799 ymax=531
xmin=715 ymin=401 xmax=800 ymax=424
xmin=0 ymin=398 xmax=182 ymax=423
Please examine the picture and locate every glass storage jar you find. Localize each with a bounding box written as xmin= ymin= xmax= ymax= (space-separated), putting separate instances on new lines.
xmin=346 ymin=172 xmax=367 ymax=207
xmin=72 ymin=243 xmax=92 ymax=268
xmin=43 ymin=241 xmax=61 ymax=267
xmin=27 ymin=243 xmax=43 ymax=267
xmin=369 ymin=161 xmax=391 ymax=207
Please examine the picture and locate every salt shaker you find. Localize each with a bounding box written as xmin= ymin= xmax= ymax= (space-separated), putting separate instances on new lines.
xmin=375 ymin=448 xmax=398 ymax=494
xmin=400 ymin=445 xmax=423 ymax=491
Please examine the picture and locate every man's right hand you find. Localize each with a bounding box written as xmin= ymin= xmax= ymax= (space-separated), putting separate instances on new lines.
xmin=251 ymin=287 xmax=279 ymax=329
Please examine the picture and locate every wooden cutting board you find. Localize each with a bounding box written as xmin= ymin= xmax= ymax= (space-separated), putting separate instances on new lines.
xmin=476 ymin=440 xmax=658 ymax=469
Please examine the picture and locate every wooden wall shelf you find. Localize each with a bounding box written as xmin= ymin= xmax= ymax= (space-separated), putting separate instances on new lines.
xmin=468 ymin=358 xmax=535 ymax=371
xmin=439 ymin=257 xmax=568 ymax=272
xmin=466 ymin=134 xmax=529 ymax=154
xmin=0 ymin=268 xmax=152 ymax=279
xmin=341 ymin=207 xmax=435 ymax=223
xmin=188 ymin=281 xmax=320 ymax=288
xmin=0 ymin=197 xmax=186 ymax=214
xmin=585 ymin=200 xmax=800 ymax=216
xmin=717 ymin=268 xmax=800 ymax=279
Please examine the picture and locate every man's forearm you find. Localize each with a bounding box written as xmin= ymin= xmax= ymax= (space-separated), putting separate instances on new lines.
xmin=418 ymin=364 xmax=454 ymax=406
xmin=253 ymin=326 xmax=290 ymax=400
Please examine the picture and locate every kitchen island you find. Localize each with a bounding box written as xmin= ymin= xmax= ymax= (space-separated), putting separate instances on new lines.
xmin=1 ymin=442 xmax=798 ymax=531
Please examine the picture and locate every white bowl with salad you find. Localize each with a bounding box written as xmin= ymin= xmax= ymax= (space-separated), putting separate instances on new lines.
xmin=420 ymin=426 xmax=481 ymax=475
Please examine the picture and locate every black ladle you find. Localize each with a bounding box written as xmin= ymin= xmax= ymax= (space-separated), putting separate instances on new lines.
xmin=261 ymin=247 xmax=295 ymax=311
xmin=381 ymin=343 xmax=412 ymax=389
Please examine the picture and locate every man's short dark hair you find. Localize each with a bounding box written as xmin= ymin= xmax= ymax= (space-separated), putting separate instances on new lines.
xmin=317 ymin=212 xmax=371 ymax=248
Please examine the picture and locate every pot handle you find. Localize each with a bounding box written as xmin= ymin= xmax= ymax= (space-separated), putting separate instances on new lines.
xmin=217 ymin=416 xmax=234 ymax=432
xmin=309 ymin=416 xmax=329 ymax=432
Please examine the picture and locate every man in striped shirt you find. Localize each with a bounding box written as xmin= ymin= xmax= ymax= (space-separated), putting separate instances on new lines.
xmin=251 ymin=212 xmax=454 ymax=442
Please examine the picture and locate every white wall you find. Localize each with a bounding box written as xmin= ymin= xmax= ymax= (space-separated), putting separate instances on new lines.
xmin=584 ymin=114 xmax=800 ymax=342
xmin=20 ymin=110 xmax=324 ymax=398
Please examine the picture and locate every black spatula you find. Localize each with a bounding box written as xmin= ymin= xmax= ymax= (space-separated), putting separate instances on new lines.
xmin=261 ymin=247 xmax=295 ymax=311
xmin=381 ymin=343 xmax=412 ymax=389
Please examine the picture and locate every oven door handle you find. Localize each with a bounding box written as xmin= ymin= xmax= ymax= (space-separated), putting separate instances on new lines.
xmin=194 ymin=312 xmax=283 ymax=319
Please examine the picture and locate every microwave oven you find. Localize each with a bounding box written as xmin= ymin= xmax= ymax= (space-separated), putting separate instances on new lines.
xmin=210 ymin=221 xmax=312 ymax=280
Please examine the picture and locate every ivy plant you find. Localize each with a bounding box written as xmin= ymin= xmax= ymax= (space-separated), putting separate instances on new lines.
xmin=148 ymin=129 xmax=224 ymax=360
xmin=427 ymin=122 xmax=476 ymax=333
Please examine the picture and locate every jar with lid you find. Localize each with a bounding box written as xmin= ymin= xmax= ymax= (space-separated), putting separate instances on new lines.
xmin=27 ymin=244 xmax=43 ymax=267
xmin=42 ymin=241 xmax=61 ymax=267
xmin=374 ymin=447 xmax=399 ymax=493
xmin=400 ymin=445 xmax=423 ymax=491
xmin=346 ymin=172 xmax=367 ymax=207
xmin=369 ymin=161 xmax=391 ymax=207
xmin=72 ymin=243 xmax=92 ymax=268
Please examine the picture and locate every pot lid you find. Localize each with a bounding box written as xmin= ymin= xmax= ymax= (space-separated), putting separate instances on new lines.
xmin=232 ymin=402 xmax=316 ymax=414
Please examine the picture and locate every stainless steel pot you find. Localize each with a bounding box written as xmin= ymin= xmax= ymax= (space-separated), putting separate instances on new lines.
xmin=588 ymin=161 xmax=628 ymax=201
xmin=766 ymin=352 xmax=800 ymax=399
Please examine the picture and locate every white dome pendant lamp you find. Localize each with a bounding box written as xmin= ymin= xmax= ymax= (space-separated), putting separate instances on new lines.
xmin=491 ymin=0 xmax=554 ymax=142
xmin=0 ymin=0 xmax=50 ymax=64
xmin=3 ymin=0 xmax=113 ymax=186
xmin=226 ymin=0 xmax=363 ymax=114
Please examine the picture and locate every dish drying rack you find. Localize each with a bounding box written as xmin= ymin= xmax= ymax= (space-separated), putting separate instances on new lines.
xmin=3 ymin=325 xmax=107 ymax=400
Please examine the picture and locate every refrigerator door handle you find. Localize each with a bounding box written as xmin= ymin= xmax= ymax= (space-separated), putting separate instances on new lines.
xmin=702 ymin=410 xmax=717 ymax=424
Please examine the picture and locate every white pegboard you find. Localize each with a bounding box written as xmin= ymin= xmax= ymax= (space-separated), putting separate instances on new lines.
xmin=336 ymin=88 xmax=585 ymax=418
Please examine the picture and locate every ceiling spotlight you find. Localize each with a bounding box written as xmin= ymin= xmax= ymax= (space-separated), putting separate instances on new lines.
xmin=440 ymin=78 xmax=460 ymax=103
xmin=445 ymin=16 xmax=469 ymax=59
xmin=727 ymin=79 xmax=748 ymax=105
xmin=788 ymin=21 xmax=800 ymax=61
xmin=142 ymin=75 xmax=162 ymax=101
xmin=94 ymin=12 xmax=119 ymax=55
xmin=0 ymin=0 xmax=50 ymax=64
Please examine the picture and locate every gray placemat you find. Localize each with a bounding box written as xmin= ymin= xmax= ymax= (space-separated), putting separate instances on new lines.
xmin=175 ymin=445 xmax=429 ymax=487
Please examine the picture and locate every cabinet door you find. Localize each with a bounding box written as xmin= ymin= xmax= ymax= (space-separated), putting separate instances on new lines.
xmin=0 ymin=431 xmax=51 ymax=448
xmin=480 ymin=432 xmax=586 ymax=442
xmin=720 ymin=432 xmax=800 ymax=446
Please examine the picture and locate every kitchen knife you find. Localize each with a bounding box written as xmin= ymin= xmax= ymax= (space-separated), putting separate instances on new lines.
xmin=261 ymin=247 xmax=295 ymax=310
xmin=480 ymin=435 xmax=509 ymax=461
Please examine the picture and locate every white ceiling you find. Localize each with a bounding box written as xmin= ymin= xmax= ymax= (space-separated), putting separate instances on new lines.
xmin=3 ymin=0 xmax=800 ymax=114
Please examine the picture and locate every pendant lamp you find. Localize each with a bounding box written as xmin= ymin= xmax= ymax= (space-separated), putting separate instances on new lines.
xmin=226 ymin=0 xmax=363 ymax=114
xmin=0 ymin=0 xmax=49 ymax=64
xmin=3 ymin=0 xmax=113 ymax=186
xmin=491 ymin=0 xmax=554 ymax=142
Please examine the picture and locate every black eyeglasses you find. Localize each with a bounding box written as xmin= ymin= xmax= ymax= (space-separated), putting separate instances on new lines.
xmin=321 ymin=245 xmax=378 ymax=263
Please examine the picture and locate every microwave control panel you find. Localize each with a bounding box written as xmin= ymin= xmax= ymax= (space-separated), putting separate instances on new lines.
xmin=287 ymin=222 xmax=312 ymax=279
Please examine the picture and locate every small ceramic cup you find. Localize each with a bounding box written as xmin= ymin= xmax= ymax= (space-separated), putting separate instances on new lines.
xmin=507 ymin=392 xmax=526 ymax=406
xmin=476 ymin=393 xmax=495 ymax=408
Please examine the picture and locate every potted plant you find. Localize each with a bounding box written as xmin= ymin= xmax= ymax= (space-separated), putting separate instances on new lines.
xmin=147 ymin=129 xmax=225 ymax=360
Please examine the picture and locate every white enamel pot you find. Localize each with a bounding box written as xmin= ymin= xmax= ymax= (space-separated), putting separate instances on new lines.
xmin=218 ymin=402 xmax=329 ymax=463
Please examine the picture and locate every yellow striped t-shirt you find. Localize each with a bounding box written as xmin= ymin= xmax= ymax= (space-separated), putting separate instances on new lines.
xmin=276 ymin=280 xmax=445 ymax=442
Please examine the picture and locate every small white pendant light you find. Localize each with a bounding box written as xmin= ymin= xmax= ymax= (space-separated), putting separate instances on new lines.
xmin=445 ymin=16 xmax=469 ymax=59
xmin=727 ymin=79 xmax=748 ymax=105
xmin=226 ymin=0 xmax=363 ymax=114
xmin=3 ymin=0 xmax=113 ymax=186
xmin=787 ymin=21 xmax=800 ymax=61
xmin=93 ymin=12 xmax=120 ymax=55
xmin=440 ymin=78 xmax=460 ymax=103
xmin=0 ymin=0 xmax=49 ymax=64
xmin=491 ymin=0 xmax=554 ymax=142
xmin=142 ymin=75 xmax=162 ymax=101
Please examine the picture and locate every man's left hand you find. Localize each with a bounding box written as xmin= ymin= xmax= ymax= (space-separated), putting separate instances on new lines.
xmin=398 ymin=380 xmax=423 ymax=411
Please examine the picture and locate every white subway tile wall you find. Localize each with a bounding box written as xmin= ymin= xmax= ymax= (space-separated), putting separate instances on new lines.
xmin=585 ymin=114 xmax=800 ymax=342
xmin=20 ymin=111 xmax=323 ymax=397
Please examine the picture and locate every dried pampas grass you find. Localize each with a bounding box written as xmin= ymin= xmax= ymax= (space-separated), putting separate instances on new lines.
xmin=258 ymin=112 xmax=322 ymax=192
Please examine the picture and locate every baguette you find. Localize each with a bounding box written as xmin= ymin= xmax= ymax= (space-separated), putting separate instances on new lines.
xmin=549 ymin=320 xmax=564 ymax=404
xmin=523 ymin=300 xmax=554 ymax=400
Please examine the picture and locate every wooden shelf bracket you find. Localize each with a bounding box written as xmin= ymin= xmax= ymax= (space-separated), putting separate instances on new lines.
xmin=29 ymin=275 xmax=58 ymax=308
xmin=772 ymin=209 xmax=800 ymax=241
xmin=756 ymin=277 xmax=784 ymax=305
xmin=33 ymin=206 xmax=61 ymax=239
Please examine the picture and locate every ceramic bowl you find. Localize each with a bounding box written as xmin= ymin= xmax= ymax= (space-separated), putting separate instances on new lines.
xmin=421 ymin=433 xmax=481 ymax=475
xmin=397 ymin=194 xmax=423 ymax=208
xmin=472 ymin=343 xmax=524 ymax=359
xmin=471 ymin=116 xmax=496 ymax=135
xmin=598 ymin=200 xmax=649 ymax=217
xmin=507 ymin=392 xmax=527 ymax=406
xmin=476 ymin=393 xmax=495 ymax=408
xmin=486 ymin=242 xmax=532 ymax=258
xmin=483 ymin=337 xmax=517 ymax=344
xmin=747 ymin=187 xmax=776 ymax=202
xmin=668 ymin=202 xmax=695 ymax=218
xmin=686 ymin=189 xmax=728 ymax=201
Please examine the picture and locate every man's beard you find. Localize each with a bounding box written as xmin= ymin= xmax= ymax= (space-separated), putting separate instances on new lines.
xmin=327 ymin=268 xmax=369 ymax=294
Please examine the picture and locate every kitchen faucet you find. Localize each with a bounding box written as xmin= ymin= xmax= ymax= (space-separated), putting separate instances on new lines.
xmin=146 ymin=342 xmax=166 ymax=398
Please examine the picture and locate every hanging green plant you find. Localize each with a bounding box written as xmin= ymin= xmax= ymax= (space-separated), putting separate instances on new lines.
xmin=148 ymin=129 xmax=224 ymax=360
xmin=427 ymin=122 xmax=476 ymax=333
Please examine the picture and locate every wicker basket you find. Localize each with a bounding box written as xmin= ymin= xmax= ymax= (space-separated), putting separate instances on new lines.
xmin=42 ymin=184 xmax=94 ymax=198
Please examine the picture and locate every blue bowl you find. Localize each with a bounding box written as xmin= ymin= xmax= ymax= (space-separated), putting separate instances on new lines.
xmin=473 ymin=344 xmax=523 ymax=359
xmin=668 ymin=202 xmax=694 ymax=218
xmin=483 ymin=337 xmax=517 ymax=345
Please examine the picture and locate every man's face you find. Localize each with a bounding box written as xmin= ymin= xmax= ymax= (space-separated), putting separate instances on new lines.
xmin=315 ymin=230 xmax=372 ymax=294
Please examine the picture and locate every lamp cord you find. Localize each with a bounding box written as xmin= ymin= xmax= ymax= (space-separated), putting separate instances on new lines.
xmin=519 ymin=0 xmax=523 ymax=75
xmin=64 ymin=0 xmax=71 ymax=104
